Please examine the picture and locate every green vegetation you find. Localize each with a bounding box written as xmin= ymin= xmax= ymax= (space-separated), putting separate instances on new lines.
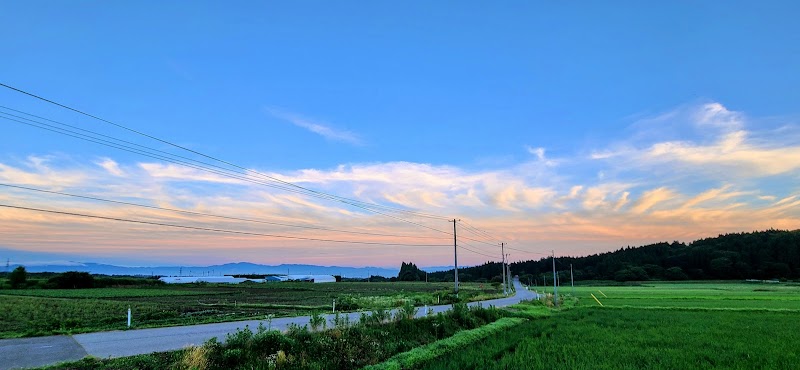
xmin=422 ymin=308 xmax=799 ymax=369
xmin=419 ymin=282 xmax=800 ymax=369
xmin=568 ymin=282 xmax=800 ymax=310
xmin=31 ymin=281 xmax=799 ymax=370
xmin=365 ymin=317 xmax=526 ymax=370
xmin=42 ymin=304 xmax=507 ymax=370
xmin=431 ymin=229 xmax=800 ymax=282
xmin=397 ymin=262 xmax=426 ymax=281
xmin=8 ymin=266 xmax=27 ymax=288
xmin=0 ymin=281 xmax=501 ymax=338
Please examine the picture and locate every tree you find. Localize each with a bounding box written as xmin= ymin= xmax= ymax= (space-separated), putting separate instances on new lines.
xmin=397 ymin=262 xmax=426 ymax=282
xmin=664 ymin=266 xmax=688 ymax=280
xmin=8 ymin=266 xmax=27 ymax=288
xmin=710 ymin=257 xmax=734 ymax=278
xmin=48 ymin=271 xmax=94 ymax=289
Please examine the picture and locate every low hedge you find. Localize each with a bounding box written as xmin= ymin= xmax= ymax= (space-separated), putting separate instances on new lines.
xmin=364 ymin=317 xmax=527 ymax=370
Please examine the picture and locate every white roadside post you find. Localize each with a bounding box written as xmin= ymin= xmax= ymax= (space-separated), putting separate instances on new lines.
xmin=127 ymin=307 xmax=131 ymax=328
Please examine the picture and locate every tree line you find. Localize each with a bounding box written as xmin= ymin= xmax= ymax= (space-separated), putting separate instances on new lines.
xmin=427 ymin=229 xmax=800 ymax=282
xmin=3 ymin=268 xmax=164 ymax=289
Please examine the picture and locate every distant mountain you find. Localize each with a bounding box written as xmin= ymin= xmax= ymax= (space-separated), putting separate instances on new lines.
xmin=8 ymin=261 xmax=398 ymax=278
xmin=421 ymin=265 xmax=456 ymax=272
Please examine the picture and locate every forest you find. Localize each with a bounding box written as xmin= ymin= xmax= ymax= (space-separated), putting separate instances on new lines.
xmin=427 ymin=229 xmax=800 ymax=282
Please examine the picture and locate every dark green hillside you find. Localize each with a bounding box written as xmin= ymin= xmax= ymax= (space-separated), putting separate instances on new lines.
xmin=429 ymin=229 xmax=800 ymax=282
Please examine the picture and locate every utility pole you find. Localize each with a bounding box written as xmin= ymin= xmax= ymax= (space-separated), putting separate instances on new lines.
xmin=543 ymin=274 xmax=547 ymax=293
xmin=552 ymin=250 xmax=558 ymax=307
xmin=501 ymin=243 xmax=507 ymax=295
xmin=449 ymin=219 xmax=459 ymax=296
xmin=570 ymin=263 xmax=575 ymax=296
xmin=506 ymin=254 xmax=512 ymax=291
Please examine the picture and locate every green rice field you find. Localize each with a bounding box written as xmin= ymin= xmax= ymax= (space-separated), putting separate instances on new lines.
xmin=421 ymin=281 xmax=800 ymax=369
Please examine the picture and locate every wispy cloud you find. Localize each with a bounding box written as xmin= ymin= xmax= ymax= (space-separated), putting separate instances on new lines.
xmin=96 ymin=158 xmax=125 ymax=177
xmin=592 ymin=102 xmax=800 ymax=178
xmin=631 ymin=187 xmax=677 ymax=214
xmin=266 ymin=108 xmax=363 ymax=145
xmin=1 ymin=101 xmax=799 ymax=266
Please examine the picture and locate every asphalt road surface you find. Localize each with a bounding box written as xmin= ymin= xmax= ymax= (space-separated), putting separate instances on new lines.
xmin=0 ymin=280 xmax=538 ymax=370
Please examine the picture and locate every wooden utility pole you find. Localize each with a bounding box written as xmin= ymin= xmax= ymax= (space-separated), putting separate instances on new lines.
xmin=506 ymin=253 xmax=511 ymax=291
xmin=450 ymin=219 xmax=459 ymax=296
xmin=501 ymin=243 xmax=507 ymax=295
xmin=552 ymin=250 xmax=558 ymax=307
xmin=570 ymin=263 xmax=575 ymax=296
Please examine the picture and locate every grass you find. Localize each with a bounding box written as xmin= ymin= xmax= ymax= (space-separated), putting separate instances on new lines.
xmin=420 ymin=281 xmax=800 ymax=369
xmin=0 ymin=281 xmax=502 ymax=338
xmin=41 ymin=303 xmax=508 ymax=370
xmin=0 ymin=287 xmax=225 ymax=298
xmin=565 ymin=282 xmax=800 ymax=310
xmin=422 ymin=308 xmax=800 ymax=369
xmin=364 ymin=317 xmax=527 ymax=370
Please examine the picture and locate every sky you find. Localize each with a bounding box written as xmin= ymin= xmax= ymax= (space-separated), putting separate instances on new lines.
xmin=1 ymin=1 xmax=799 ymax=268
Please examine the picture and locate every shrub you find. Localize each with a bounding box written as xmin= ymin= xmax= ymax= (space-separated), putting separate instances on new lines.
xmin=8 ymin=266 xmax=27 ymax=289
xmin=181 ymin=345 xmax=211 ymax=370
xmin=309 ymin=311 xmax=326 ymax=331
xmin=48 ymin=271 xmax=94 ymax=289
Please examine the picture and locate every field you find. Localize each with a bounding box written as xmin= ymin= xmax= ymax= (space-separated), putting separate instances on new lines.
xmin=43 ymin=303 xmax=510 ymax=370
xmin=567 ymin=282 xmax=800 ymax=310
xmin=421 ymin=282 xmax=800 ymax=369
xmin=28 ymin=281 xmax=800 ymax=369
xmin=0 ymin=281 xmax=501 ymax=338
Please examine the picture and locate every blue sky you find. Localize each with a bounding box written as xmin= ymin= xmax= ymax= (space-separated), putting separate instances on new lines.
xmin=1 ymin=2 xmax=799 ymax=267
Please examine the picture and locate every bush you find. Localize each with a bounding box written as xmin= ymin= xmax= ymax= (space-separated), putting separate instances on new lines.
xmin=8 ymin=266 xmax=26 ymax=289
xmin=48 ymin=271 xmax=94 ymax=289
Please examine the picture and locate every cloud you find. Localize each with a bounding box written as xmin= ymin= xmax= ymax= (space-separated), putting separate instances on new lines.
xmin=0 ymin=156 xmax=86 ymax=187
xmin=138 ymin=163 xmax=246 ymax=184
xmin=2 ymin=101 xmax=799 ymax=266
xmin=267 ymin=108 xmax=363 ymax=145
xmin=526 ymin=146 xmax=545 ymax=160
xmin=631 ymin=187 xmax=676 ymax=214
xmin=693 ymin=102 xmax=744 ymax=132
xmin=525 ymin=146 xmax=558 ymax=167
xmin=96 ymin=158 xmax=125 ymax=177
xmin=613 ymin=192 xmax=630 ymax=211
xmin=644 ymin=130 xmax=800 ymax=176
xmin=592 ymin=102 xmax=800 ymax=179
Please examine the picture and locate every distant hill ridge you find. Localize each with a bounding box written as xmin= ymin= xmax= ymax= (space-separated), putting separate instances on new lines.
xmin=428 ymin=229 xmax=800 ymax=282
xmin=6 ymin=261 xmax=399 ymax=278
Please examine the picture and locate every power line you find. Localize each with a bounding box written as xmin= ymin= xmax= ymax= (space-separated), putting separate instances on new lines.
xmin=457 ymin=244 xmax=497 ymax=259
xmin=504 ymin=245 xmax=550 ymax=256
xmin=460 ymin=219 xmax=509 ymax=244
xmin=0 ymin=183 xmax=451 ymax=240
xmin=0 ymin=204 xmax=450 ymax=247
xmin=0 ymin=86 xmax=451 ymax=222
xmin=1 ymin=84 xmax=520 ymax=257
xmin=0 ymin=112 xmax=454 ymax=236
xmin=0 ymin=109 xmax=454 ymax=236
xmin=457 ymin=239 xmax=501 ymax=256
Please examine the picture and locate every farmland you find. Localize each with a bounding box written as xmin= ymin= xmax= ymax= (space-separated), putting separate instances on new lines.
xmin=21 ymin=281 xmax=800 ymax=369
xmin=421 ymin=282 xmax=800 ymax=369
xmin=0 ymin=281 xmax=502 ymax=338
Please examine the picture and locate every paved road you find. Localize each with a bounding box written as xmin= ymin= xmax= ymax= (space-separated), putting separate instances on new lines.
xmin=0 ymin=280 xmax=538 ymax=370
